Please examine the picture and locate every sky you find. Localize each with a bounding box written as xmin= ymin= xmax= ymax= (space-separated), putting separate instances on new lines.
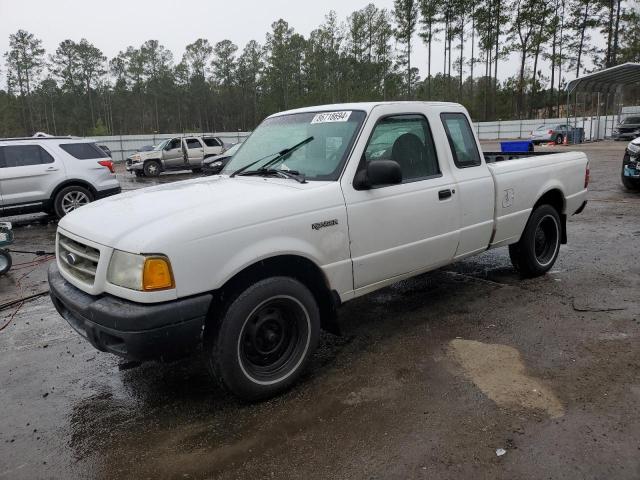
xmin=0 ymin=0 xmax=594 ymax=86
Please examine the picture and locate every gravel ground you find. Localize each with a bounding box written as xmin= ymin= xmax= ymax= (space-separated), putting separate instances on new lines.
xmin=0 ymin=141 xmax=638 ymax=479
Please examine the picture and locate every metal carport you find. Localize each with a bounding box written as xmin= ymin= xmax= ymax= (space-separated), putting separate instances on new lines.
xmin=565 ymin=63 xmax=640 ymax=141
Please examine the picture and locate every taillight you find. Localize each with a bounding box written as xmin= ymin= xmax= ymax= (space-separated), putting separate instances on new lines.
xmin=585 ymin=163 xmax=590 ymax=189
xmin=548 ymin=130 xmax=554 ymax=134
xmin=98 ymin=160 xmax=115 ymax=174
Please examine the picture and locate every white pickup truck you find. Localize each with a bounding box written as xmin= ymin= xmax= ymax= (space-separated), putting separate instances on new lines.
xmin=49 ymin=102 xmax=589 ymax=400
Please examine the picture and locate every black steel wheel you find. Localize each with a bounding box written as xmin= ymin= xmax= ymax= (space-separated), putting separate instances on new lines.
xmin=509 ymin=204 xmax=562 ymax=277
xmin=208 ymin=276 xmax=320 ymax=401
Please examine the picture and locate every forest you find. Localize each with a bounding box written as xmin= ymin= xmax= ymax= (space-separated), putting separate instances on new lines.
xmin=1 ymin=0 xmax=639 ymax=137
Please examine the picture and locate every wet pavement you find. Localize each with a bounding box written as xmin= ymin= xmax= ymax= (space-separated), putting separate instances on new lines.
xmin=1 ymin=142 xmax=639 ymax=479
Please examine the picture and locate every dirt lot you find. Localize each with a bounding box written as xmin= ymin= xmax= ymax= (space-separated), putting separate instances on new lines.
xmin=1 ymin=141 xmax=639 ymax=479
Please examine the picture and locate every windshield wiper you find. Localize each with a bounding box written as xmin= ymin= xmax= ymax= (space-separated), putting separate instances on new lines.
xmin=238 ymin=168 xmax=307 ymax=184
xmin=230 ymin=136 xmax=314 ymax=178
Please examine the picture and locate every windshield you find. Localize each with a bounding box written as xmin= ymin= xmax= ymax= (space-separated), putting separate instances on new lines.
xmin=623 ymin=116 xmax=640 ymax=124
xmin=226 ymin=143 xmax=242 ymax=155
xmin=222 ymin=110 xmax=366 ymax=181
xmin=154 ymin=140 xmax=169 ymax=151
xmin=535 ymin=125 xmax=547 ymax=131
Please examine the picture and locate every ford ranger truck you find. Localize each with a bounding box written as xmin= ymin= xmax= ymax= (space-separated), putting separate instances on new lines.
xmin=49 ymin=102 xmax=589 ymax=401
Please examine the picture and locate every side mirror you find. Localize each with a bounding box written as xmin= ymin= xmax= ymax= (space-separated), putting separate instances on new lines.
xmin=354 ymin=160 xmax=402 ymax=190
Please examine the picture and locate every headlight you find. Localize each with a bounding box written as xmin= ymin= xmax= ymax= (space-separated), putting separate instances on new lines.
xmin=131 ymin=154 xmax=142 ymax=163
xmin=107 ymin=250 xmax=174 ymax=291
xmin=212 ymin=161 xmax=222 ymax=167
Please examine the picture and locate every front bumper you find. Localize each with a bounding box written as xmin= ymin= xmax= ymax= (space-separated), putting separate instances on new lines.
xmin=125 ymin=160 xmax=143 ymax=172
xmin=48 ymin=264 xmax=212 ymax=361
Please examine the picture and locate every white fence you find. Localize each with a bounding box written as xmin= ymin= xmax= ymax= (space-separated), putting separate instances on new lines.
xmin=94 ymin=106 xmax=640 ymax=161
xmin=94 ymin=132 xmax=250 ymax=162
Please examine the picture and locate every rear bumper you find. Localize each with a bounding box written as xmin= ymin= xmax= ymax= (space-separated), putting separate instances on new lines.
xmin=48 ymin=264 xmax=212 ymax=361
xmin=95 ymin=186 xmax=122 ymax=199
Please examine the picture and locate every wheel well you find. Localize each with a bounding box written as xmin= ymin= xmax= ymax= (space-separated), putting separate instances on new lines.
xmin=50 ymin=180 xmax=97 ymax=204
xmin=205 ymin=255 xmax=340 ymax=337
xmin=534 ymin=189 xmax=567 ymax=244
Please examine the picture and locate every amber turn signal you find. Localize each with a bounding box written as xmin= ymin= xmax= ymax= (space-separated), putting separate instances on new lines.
xmin=142 ymin=257 xmax=175 ymax=291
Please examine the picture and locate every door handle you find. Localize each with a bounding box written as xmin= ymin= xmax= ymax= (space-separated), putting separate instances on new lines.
xmin=46 ymin=167 xmax=59 ymax=172
xmin=438 ymin=189 xmax=453 ymax=200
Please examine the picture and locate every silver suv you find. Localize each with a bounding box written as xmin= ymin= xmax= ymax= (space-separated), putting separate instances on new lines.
xmin=0 ymin=137 xmax=121 ymax=218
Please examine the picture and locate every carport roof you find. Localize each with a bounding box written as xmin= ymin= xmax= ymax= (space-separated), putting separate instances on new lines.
xmin=566 ymin=62 xmax=640 ymax=94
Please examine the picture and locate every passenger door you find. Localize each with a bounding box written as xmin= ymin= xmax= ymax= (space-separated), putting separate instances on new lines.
xmin=0 ymin=144 xmax=66 ymax=209
xmin=440 ymin=112 xmax=495 ymax=258
xmin=185 ymin=138 xmax=205 ymax=167
xmin=161 ymin=138 xmax=184 ymax=169
xmin=342 ymin=109 xmax=461 ymax=291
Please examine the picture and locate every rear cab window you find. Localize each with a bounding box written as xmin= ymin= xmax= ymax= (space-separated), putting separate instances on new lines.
xmin=203 ymin=138 xmax=221 ymax=147
xmin=60 ymin=142 xmax=108 ymax=160
xmin=440 ymin=113 xmax=482 ymax=168
xmin=0 ymin=144 xmax=55 ymax=168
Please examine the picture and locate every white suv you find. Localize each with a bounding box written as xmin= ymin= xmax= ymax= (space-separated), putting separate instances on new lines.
xmin=0 ymin=137 xmax=121 ymax=218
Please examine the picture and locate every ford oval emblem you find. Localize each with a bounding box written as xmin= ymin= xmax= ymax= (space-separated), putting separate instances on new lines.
xmin=65 ymin=252 xmax=78 ymax=266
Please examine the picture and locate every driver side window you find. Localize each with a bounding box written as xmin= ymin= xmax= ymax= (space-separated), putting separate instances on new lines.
xmin=167 ymin=139 xmax=181 ymax=150
xmin=362 ymin=115 xmax=440 ymax=183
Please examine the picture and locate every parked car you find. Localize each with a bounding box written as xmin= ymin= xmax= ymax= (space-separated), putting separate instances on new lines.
xmin=612 ymin=116 xmax=640 ymax=141
xmin=621 ymin=137 xmax=640 ymax=190
xmin=126 ymin=136 xmax=225 ymax=177
xmin=0 ymin=136 xmax=121 ymax=218
xmin=49 ymin=102 xmax=589 ymax=401
xmin=202 ymin=142 xmax=242 ymax=175
xmin=529 ymin=124 xmax=573 ymax=145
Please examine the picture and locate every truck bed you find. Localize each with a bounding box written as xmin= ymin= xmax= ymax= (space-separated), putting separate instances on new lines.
xmin=484 ymin=151 xmax=555 ymax=163
xmin=485 ymin=151 xmax=589 ymax=249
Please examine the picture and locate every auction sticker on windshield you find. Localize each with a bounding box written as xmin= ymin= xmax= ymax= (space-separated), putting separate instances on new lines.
xmin=311 ymin=111 xmax=352 ymax=124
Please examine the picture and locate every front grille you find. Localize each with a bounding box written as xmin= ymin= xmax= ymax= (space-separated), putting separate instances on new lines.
xmin=58 ymin=234 xmax=100 ymax=286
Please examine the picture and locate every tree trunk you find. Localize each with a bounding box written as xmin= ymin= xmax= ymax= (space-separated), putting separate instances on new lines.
xmin=612 ymin=0 xmax=621 ymax=64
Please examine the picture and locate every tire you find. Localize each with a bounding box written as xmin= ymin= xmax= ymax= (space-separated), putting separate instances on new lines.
xmin=509 ymin=204 xmax=562 ymax=278
xmin=143 ymin=160 xmax=161 ymax=177
xmin=0 ymin=249 xmax=12 ymax=275
xmin=53 ymin=185 xmax=94 ymax=218
xmin=555 ymin=134 xmax=564 ymax=145
xmin=208 ymin=276 xmax=320 ymax=401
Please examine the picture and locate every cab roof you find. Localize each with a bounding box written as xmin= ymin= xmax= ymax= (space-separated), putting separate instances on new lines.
xmin=268 ymin=101 xmax=464 ymax=118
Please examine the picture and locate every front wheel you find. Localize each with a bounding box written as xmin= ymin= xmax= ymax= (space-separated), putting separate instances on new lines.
xmin=53 ymin=185 xmax=94 ymax=218
xmin=208 ymin=277 xmax=320 ymax=401
xmin=555 ymin=134 xmax=564 ymax=145
xmin=143 ymin=160 xmax=161 ymax=177
xmin=509 ymin=205 xmax=562 ymax=278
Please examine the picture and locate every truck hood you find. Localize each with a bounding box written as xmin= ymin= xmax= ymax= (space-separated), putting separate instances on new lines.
xmin=59 ymin=176 xmax=337 ymax=253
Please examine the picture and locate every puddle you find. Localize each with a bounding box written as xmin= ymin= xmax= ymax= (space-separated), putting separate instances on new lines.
xmin=449 ymin=339 xmax=564 ymax=418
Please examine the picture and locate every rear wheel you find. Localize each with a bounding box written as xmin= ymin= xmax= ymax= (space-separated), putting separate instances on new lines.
xmin=134 ymin=170 xmax=145 ymax=178
xmin=53 ymin=185 xmax=94 ymax=218
xmin=0 ymin=249 xmax=12 ymax=275
xmin=555 ymin=134 xmax=564 ymax=145
xmin=143 ymin=160 xmax=161 ymax=177
xmin=208 ymin=276 xmax=320 ymax=401
xmin=509 ymin=205 xmax=562 ymax=278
